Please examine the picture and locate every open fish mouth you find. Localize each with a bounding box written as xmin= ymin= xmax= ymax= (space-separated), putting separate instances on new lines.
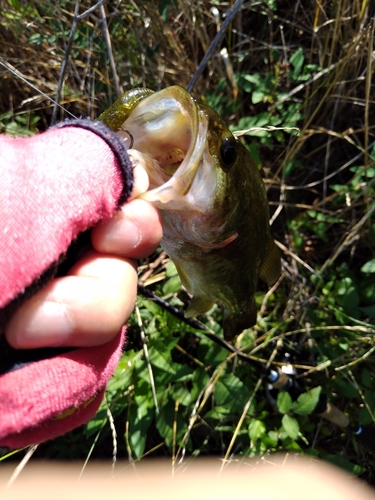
xmin=116 ymin=86 xmax=210 ymax=211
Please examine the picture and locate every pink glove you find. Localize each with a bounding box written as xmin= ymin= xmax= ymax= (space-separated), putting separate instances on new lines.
xmin=0 ymin=119 xmax=133 ymax=449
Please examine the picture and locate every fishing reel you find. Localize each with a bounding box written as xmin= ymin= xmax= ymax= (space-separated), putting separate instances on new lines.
xmin=264 ymin=352 xmax=375 ymax=450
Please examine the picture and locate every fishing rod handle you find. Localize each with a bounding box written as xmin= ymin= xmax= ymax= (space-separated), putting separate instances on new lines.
xmin=316 ymin=401 xmax=350 ymax=428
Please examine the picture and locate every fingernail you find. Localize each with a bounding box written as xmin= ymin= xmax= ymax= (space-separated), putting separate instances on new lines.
xmin=103 ymin=217 xmax=141 ymax=253
xmin=8 ymin=301 xmax=73 ymax=349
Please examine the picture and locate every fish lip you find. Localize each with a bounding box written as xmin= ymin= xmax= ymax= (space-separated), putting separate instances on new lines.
xmin=120 ymin=86 xmax=209 ymax=209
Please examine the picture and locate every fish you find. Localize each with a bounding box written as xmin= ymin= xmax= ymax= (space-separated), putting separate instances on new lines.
xmin=99 ymin=86 xmax=281 ymax=339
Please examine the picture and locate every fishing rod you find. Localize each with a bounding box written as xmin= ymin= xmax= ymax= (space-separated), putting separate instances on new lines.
xmin=138 ymin=284 xmax=375 ymax=450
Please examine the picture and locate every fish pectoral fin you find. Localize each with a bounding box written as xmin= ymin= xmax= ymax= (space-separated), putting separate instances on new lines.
xmin=186 ymin=296 xmax=215 ymax=317
xmin=259 ymin=237 xmax=281 ymax=285
xmin=223 ymin=297 xmax=257 ymax=340
xmin=174 ymin=261 xmax=192 ymax=292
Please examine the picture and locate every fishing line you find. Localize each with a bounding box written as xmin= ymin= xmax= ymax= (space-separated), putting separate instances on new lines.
xmin=187 ymin=0 xmax=245 ymax=92
xmin=0 ymin=59 xmax=77 ymax=119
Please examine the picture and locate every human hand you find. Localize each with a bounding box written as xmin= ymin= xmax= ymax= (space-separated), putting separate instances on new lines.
xmin=4 ymin=164 xmax=162 ymax=350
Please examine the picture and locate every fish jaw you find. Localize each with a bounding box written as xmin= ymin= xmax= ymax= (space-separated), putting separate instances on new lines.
xmin=119 ymin=86 xmax=209 ymax=210
xmin=120 ymin=87 xmax=235 ymax=248
xmin=135 ymin=116 xmax=211 ymax=210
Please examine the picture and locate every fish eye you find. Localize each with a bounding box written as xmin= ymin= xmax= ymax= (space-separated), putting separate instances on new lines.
xmin=220 ymin=136 xmax=238 ymax=167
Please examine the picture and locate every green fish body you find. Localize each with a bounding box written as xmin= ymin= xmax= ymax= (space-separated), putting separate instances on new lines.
xmin=99 ymin=86 xmax=280 ymax=338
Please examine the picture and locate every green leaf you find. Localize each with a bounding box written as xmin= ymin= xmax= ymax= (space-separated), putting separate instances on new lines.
xmin=170 ymin=384 xmax=193 ymax=406
xmin=282 ymin=414 xmax=300 ymax=440
xmin=334 ymin=380 xmax=359 ymax=399
xmin=165 ymin=261 xmax=178 ymax=278
xmin=156 ymin=398 xmax=185 ymax=449
xmin=148 ymin=346 xmax=176 ymax=374
xmin=343 ymin=287 xmax=360 ymax=310
xmin=162 ymin=274 xmax=182 ymax=295
xmin=267 ymin=430 xmax=279 ymax=446
xmin=158 ymin=0 xmax=176 ymax=21
xmin=369 ymin=224 xmax=375 ymax=244
xmin=200 ymin=340 xmax=228 ymax=365
xmin=290 ymin=48 xmax=304 ymax=78
xmin=291 ymin=387 xmax=321 ymax=415
xmin=361 ymin=259 xmax=375 ymax=273
xmin=141 ymin=298 xmax=161 ymax=316
xmin=359 ymin=305 xmax=375 ymax=319
xmin=361 ymin=282 xmax=375 ymax=303
xmin=248 ymin=419 xmax=266 ymax=443
xmin=247 ymin=142 xmax=262 ymax=170
xmin=277 ymin=391 xmax=292 ymax=414
xmin=129 ymin=402 xmax=154 ymax=459
xmin=324 ymin=454 xmax=366 ymax=476
xmin=205 ymin=406 xmax=230 ymax=420
xmin=106 ymin=350 xmax=137 ymax=393
xmin=214 ymin=374 xmax=250 ymax=413
xmin=358 ymin=406 xmax=374 ymax=426
xmin=85 ymin=409 xmax=107 ymax=438
xmin=252 ymin=90 xmax=265 ymax=104
xmin=361 ymin=368 xmax=372 ymax=389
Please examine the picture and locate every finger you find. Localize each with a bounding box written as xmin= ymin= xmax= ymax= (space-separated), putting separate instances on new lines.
xmin=5 ymin=251 xmax=137 ymax=349
xmin=129 ymin=164 xmax=150 ymax=199
xmin=91 ymin=198 xmax=163 ymax=259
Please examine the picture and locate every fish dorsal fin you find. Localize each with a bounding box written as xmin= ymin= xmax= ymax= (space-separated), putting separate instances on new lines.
xmin=186 ymin=296 xmax=215 ymax=318
xmin=259 ymin=237 xmax=281 ymax=285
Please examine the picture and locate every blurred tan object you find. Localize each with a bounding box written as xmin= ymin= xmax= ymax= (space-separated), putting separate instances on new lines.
xmin=0 ymin=457 xmax=374 ymax=500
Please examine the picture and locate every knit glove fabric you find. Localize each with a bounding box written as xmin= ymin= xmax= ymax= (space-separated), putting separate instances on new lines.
xmin=0 ymin=119 xmax=133 ymax=450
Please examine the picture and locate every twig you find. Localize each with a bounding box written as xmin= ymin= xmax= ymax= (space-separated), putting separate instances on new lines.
xmin=221 ymin=377 xmax=263 ymax=469
xmin=259 ymin=274 xmax=284 ymax=318
xmin=172 ymin=400 xmax=179 ymax=475
xmin=221 ymin=340 xmax=281 ymax=470
xmin=364 ymin=20 xmax=374 ymax=182
xmin=106 ymin=404 xmax=118 ymax=475
xmin=76 ymin=0 xmax=107 ymax=21
xmin=135 ymin=303 xmax=159 ymax=414
xmin=234 ymin=126 xmax=300 ymax=136
xmin=50 ymin=0 xmax=80 ymax=125
xmin=347 ymin=370 xmax=375 ymax=424
xmin=283 ymin=141 xmax=374 ymax=191
xmin=268 ymin=59 xmax=342 ymax=111
xmin=274 ymin=239 xmax=322 ymax=278
xmin=51 ymin=0 xmax=107 ymax=124
xmin=138 ymin=251 xmax=167 ymax=285
xmin=6 ymin=444 xmax=38 ymax=488
xmin=99 ymin=4 xmax=123 ymax=98
xmin=335 ymin=344 xmax=375 ymax=372
xmin=320 ymin=202 xmax=375 ymax=274
xmin=177 ymin=360 xmax=227 ymax=464
xmin=79 ymin=417 xmax=106 ymax=479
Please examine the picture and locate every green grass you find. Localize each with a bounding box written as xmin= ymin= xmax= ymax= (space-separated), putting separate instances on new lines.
xmin=1 ymin=0 xmax=375 ymax=482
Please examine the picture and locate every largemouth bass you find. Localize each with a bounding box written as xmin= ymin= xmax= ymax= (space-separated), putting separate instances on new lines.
xmin=99 ymin=86 xmax=280 ymax=338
